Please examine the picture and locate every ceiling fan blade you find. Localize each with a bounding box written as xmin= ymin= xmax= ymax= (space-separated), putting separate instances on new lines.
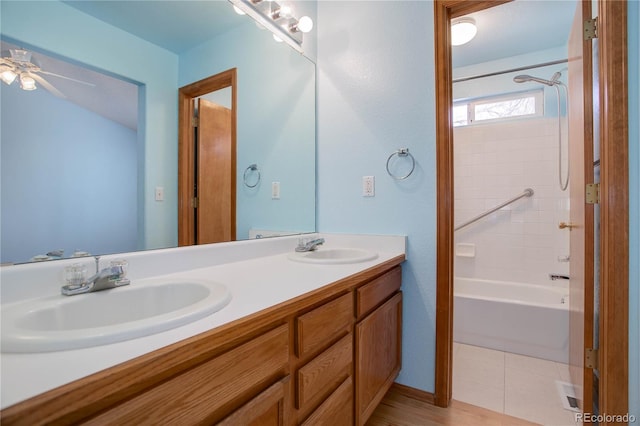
xmin=39 ymin=70 xmax=96 ymax=87
xmin=28 ymin=73 xmax=66 ymax=99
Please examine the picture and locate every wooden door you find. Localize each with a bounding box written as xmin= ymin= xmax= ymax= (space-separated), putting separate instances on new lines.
xmin=567 ymin=0 xmax=594 ymax=413
xmin=196 ymin=98 xmax=234 ymax=244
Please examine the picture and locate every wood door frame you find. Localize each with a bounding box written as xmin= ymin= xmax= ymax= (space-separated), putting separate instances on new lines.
xmin=178 ymin=69 xmax=237 ymax=246
xmin=433 ymin=0 xmax=629 ymax=415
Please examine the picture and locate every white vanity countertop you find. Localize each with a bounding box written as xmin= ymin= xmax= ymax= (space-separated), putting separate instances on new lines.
xmin=0 ymin=233 xmax=405 ymax=409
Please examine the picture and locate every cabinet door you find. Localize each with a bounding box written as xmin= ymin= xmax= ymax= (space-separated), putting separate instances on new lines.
xmin=355 ymin=292 xmax=402 ymax=426
xmin=218 ymin=378 xmax=288 ymax=426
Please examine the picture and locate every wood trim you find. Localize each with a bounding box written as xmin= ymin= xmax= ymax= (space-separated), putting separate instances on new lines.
xmin=597 ymin=0 xmax=629 ymax=417
xmin=178 ymin=69 xmax=237 ymax=246
xmin=390 ymin=382 xmax=436 ymax=405
xmin=433 ymin=0 xmax=510 ymax=408
xmin=433 ymin=0 xmax=454 ymax=409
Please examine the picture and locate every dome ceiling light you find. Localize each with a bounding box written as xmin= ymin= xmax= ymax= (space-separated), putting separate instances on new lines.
xmin=451 ymin=18 xmax=477 ymax=46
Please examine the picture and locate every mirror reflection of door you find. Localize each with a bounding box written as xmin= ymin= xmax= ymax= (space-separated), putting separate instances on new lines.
xmin=194 ymin=92 xmax=234 ymax=244
xmin=178 ymin=68 xmax=237 ymax=247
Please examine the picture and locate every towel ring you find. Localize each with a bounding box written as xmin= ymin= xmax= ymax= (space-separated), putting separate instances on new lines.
xmin=386 ymin=148 xmax=415 ymax=180
xmin=243 ymin=164 xmax=260 ymax=188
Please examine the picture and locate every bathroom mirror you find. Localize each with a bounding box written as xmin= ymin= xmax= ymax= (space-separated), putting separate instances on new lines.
xmin=0 ymin=0 xmax=316 ymax=264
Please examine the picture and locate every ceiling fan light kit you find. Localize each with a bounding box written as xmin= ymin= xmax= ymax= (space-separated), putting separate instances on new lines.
xmin=1 ymin=48 xmax=93 ymax=97
xmin=1 ymin=49 xmax=39 ymax=91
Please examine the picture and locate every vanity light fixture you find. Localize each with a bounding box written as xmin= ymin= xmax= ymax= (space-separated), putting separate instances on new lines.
xmin=451 ymin=18 xmax=477 ymax=46
xmin=228 ymin=0 xmax=313 ymax=53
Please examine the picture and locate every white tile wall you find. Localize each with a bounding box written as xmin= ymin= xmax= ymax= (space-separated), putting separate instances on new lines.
xmin=454 ymin=117 xmax=570 ymax=286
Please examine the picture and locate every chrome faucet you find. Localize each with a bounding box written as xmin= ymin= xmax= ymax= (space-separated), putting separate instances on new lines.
xmin=295 ymin=238 xmax=325 ymax=252
xmin=549 ymin=273 xmax=570 ymax=281
xmin=61 ymin=265 xmax=130 ymax=296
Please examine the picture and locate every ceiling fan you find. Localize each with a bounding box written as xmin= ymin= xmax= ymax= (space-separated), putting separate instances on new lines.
xmin=0 ymin=48 xmax=94 ymax=98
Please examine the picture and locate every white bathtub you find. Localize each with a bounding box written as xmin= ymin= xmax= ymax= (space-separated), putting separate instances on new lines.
xmin=454 ymin=277 xmax=569 ymax=363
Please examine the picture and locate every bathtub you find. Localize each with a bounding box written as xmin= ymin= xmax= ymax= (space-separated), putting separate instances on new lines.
xmin=453 ymin=277 xmax=569 ymax=363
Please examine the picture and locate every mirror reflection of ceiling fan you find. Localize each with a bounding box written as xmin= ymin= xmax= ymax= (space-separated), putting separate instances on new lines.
xmin=0 ymin=49 xmax=95 ymax=98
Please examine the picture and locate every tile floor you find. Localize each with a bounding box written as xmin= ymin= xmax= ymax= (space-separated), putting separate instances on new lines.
xmin=453 ymin=342 xmax=578 ymax=426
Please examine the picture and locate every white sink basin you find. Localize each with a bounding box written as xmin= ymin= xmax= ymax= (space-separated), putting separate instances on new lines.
xmin=1 ymin=279 xmax=231 ymax=353
xmin=287 ymin=248 xmax=378 ymax=264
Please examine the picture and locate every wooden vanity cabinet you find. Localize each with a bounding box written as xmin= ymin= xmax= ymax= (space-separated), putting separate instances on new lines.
xmin=0 ymin=258 xmax=404 ymax=426
xmin=83 ymin=324 xmax=290 ymax=425
xmin=354 ymin=266 xmax=403 ymax=426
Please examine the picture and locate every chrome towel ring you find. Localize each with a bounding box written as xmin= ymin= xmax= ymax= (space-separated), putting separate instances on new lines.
xmin=243 ymin=164 xmax=260 ymax=188
xmin=386 ymin=148 xmax=415 ymax=180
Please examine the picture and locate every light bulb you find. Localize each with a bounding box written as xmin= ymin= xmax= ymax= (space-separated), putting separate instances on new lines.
xmin=279 ymin=5 xmax=292 ymax=18
xmin=451 ymin=18 xmax=477 ymax=46
xmin=20 ymin=75 xmax=36 ymax=91
xmin=297 ymin=16 xmax=313 ymax=33
xmin=273 ymin=34 xmax=283 ymax=43
xmin=1 ymin=70 xmax=17 ymax=85
xmin=233 ymin=5 xmax=245 ymax=15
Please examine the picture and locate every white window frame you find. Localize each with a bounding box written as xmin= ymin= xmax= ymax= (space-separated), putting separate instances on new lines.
xmin=453 ymin=89 xmax=544 ymax=127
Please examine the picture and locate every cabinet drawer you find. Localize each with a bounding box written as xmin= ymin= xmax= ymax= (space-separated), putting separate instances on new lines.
xmin=297 ymin=333 xmax=352 ymax=411
xmin=356 ymin=266 xmax=401 ymax=319
xmin=85 ymin=324 xmax=289 ymax=425
xmin=301 ymin=376 xmax=353 ymax=426
xmin=296 ymin=292 xmax=353 ymax=357
xmin=218 ymin=377 xmax=288 ymax=426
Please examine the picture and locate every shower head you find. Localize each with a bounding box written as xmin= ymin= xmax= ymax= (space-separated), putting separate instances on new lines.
xmin=513 ymin=74 xmax=558 ymax=86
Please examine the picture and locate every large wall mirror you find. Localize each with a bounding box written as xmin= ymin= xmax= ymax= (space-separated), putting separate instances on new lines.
xmin=0 ymin=1 xmax=316 ymax=265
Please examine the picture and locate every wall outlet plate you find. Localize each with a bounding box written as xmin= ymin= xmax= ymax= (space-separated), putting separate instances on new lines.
xmin=363 ymin=176 xmax=375 ymax=197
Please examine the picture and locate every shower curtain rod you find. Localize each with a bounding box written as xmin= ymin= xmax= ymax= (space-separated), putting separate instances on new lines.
xmin=452 ymin=59 xmax=568 ymax=84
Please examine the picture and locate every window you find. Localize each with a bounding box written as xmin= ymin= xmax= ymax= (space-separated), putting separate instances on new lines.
xmin=453 ymin=90 xmax=543 ymax=127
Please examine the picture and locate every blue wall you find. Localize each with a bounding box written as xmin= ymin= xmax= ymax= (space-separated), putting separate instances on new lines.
xmin=1 ymin=85 xmax=137 ymax=263
xmin=628 ymin=0 xmax=639 ymax=418
xmin=179 ymin=21 xmax=316 ymax=239
xmin=317 ymin=1 xmax=437 ymax=391
xmin=0 ymin=1 xmax=179 ymax=251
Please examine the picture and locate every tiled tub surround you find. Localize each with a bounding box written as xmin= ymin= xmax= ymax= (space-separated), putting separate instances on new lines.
xmin=454 ymin=117 xmax=570 ymax=287
xmin=0 ymin=233 xmax=405 ymax=409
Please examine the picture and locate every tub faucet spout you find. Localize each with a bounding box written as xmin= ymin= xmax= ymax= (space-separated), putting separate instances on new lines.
xmin=549 ymin=274 xmax=569 ymax=281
